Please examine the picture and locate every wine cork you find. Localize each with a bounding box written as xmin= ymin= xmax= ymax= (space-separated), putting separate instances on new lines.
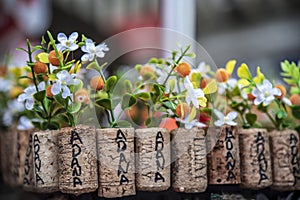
xmin=0 ymin=130 xmax=12 ymax=185
xmin=171 ymin=128 xmax=207 ymax=193
xmin=23 ymin=132 xmax=36 ymax=192
xmin=135 ymin=128 xmax=170 ymax=191
xmin=239 ymin=128 xmax=272 ymax=189
xmin=33 ymin=130 xmax=59 ymax=193
xmin=207 ymin=126 xmax=240 ymax=184
xmin=96 ymin=128 xmax=136 ymax=198
xmin=58 ymin=125 xmax=98 ymax=195
xmin=270 ymin=129 xmax=300 ymax=190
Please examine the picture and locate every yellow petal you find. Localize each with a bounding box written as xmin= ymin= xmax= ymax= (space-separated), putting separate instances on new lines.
xmin=203 ymin=79 xmax=217 ymax=94
xmin=188 ymin=106 xmax=197 ymax=122
xmin=37 ymin=52 xmax=49 ymax=63
xmin=48 ymin=74 xmax=56 ymax=81
xmin=253 ymin=66 xmax=265 ymax=84
xmin=190 ymin=72 xmax=202 ymax=83
xmin=238 ymin=79 xmax=250 ymax=86
xmin=198 ymin=97 xmax=207 ymax=107
xmin=225 ymin=60 xmax=236 ymax=75
xmin=237 ymin=63 xmax=252 ymax=80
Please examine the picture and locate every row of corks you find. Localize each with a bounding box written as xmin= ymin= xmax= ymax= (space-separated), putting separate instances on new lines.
xmin=0 ymin=125 xmax=299 ymax=198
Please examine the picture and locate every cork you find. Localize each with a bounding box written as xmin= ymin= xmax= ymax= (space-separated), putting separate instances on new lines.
xmin=58 ymin=125 xmax=98 ymax=195
xmin=0 ymin=130 xmax=12 ymax=185
xmin=239 ymin=128 xmax=272 ymax=189
xmin=23 ymin=132 xmax=36 ymax=192
xmin=96 ymin=128 xmax=136 ymax=198
xmin=171 ymin=128 xmax=207 ymax=193
xmin=33 ymin=130 xmax=59 ymax=193
xmin=270 ymin=129 xmax=300 ymax=190
xmin=207 ymin=125 xmax=241 ymax=184
xmin=135 ymin=128 xmax=171 ymax=191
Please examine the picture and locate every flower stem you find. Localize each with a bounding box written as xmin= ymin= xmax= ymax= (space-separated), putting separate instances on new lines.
xmin=266 ymin=111 xmax=278 ymax=129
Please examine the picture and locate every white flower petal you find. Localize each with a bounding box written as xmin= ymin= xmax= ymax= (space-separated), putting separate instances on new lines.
xmin=25 ymin=98 xmax=34 ymax=110
xmin=18 ymin=93 xmax=27 ymax=102
xmin=226 ymin=121 xmax=237 ymax=126
xmin=214 ymin=109 xmax=224 ymax=120
xmin=51 ymin=82 xmax=61 ymax=95
xmin=69 ymin=32 xmax=78 ymax=42
xmin=214 ymin=120 xmax=224 ymax=127
xmin=227 ymin=111 xmax=238 ymax=121
xmin=272 ymin=88 xmax=281 ymax=96
xmin=57 ymin=32 xmax=67 ymax=42
xmin=61 ymin=86 xmax=71 ymax=99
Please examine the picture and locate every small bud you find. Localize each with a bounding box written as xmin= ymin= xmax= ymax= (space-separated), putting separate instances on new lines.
xmin=48 ymin=50 xmax=63 ymax=66
xmin=275 ymin=84 xmax=286 ymax=99
xmin=33 ymin=61 xmax=48 ymax=74
xmin=140 ymin=65 xmax=155 ymax=79
xmin=290 ymin=94 xmax=300 ymax=105
xmin=215 ymin=68 xmax=230 ymax=82
xmin=200 ymin=78 xmax=211 ymax=89
xmin=175 ymin=62 xmax=191 ymax=77
xmin=175 ymin=103 xmax=190 ymax=118
xmin=90 ymin=76 xmax=104 ymax=91
xmin=247 ymin=93 xmax=256 ymax=101
xmin=46 ymin=85 xmax=54 ymax=98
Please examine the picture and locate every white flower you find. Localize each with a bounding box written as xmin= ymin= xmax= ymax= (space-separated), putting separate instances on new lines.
xmin=184 ymin=77 xmax=205 ymax=107
xmin=252 ymin=79 xmax=281 ymax=106
xmin=2 ymin=100 xmax=24 ymax=126
xmin=81 ymin=39 xmax=109 ymax=62
xmin=57 ymin=32 xmax=79 ymax=52
xmin=175 ymin=115 xmax=206 ymax=129
xmin=0 ymin=78 xmax=12 ymax=92
xmin=191 ymin=62 xmax=210 ymax=78
xmin=17 ymin=116 xmax=34 ymax=130
xmin=51 ymin=70 xmax=79 ymax=99
xmin=214 ymin=109 xmax=238 ymax=126
xmin=218 ymin=78 xmax=238 ymax=95
xmin=282 ymin=97 xmax=292 ymax=106
xmin=18 ymin=82 xmax=45 ymax=110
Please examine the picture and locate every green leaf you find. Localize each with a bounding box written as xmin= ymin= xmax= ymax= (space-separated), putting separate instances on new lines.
xmin=16 ymin=47 xmax=28 ymax=53
xmin=246 ymin=113 xmax=257 ymax=126
xmin=116 ymin=120 xmax=132 ymax=128
xmin=276 ymin=110 xmax=287 ymax=119
xmin=185 ymin=53 xmax=196 ymax=58
xmin=95 ymin=98 xmax=112 ymax=110
xmin=54 ymin=94 xmax=68 ymax=107
xmin=124 ymin=80 xmax=132 ymax=93
xmin=72 ymin=79 xmax=83 ymax=92
xmin=105 ymin=76 xmax=117 ymax=93
xmin=67 ymin=102 xmax=81 ymax=114
xmin=148 ymin=57 xmax=158 ymax=64
xmin=135 ymin=92 xmax=150 ymax=101
xmin=33 ymin=90 xmax=46 ymax=101
xmin=291 ymin=105 xmax=300 ymax=119
xmin=121 ymin=94 xmax=137 ymax=110
xmin=162 ymin=101 xmax=176 ymax=111
xmin=168 ymin=79 xmax=176 ymax=92
xmin=86 ymin=62 xmax=101 ymax=72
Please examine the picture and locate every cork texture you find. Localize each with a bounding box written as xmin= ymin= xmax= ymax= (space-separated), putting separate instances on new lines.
xmin=33 ymin=130 xmax=59 ymax=193
xmin=135 ymin=128 xmax=171 ymax=191
xmin=96 ymin=128 xmax=136 ymax=198
xmin=270 ymin=129 xmax=300 ymax=190
xmin=171 ymin=128 xmax=207 ymax=193
xmin=58 ymin=125 xmax=98 ymax=195
xmin=207 ymin=126 xmax=240 ymax=184
xmin=23 ymin=132 xmax=36 ymax=192
xmin=0 ymin=130 xmax=12 ymax=186
xmin=239 ymin=128 xmax=272 ymax=189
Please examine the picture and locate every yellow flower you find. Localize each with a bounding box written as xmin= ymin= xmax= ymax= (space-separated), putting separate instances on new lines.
xmin=237 ymin=63 xmax=252 ymax=80
xmin=37 ymin=52 xmax=49 ymax=63
xmin=203 ymin=79 xmax=217 ymax=94
xmin=225 ymin=60 xmax=236 ymax=75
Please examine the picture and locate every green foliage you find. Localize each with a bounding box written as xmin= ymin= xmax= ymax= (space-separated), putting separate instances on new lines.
xmin=121 ymin=94 xmax=137 ymax=110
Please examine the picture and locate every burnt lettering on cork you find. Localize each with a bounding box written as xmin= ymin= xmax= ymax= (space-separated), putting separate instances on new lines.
xmin=225 ymin=127 xmax=236 ymax=181
xmin=256 ymin=132 xmax=268 ymax=185
xmin=290 ymin=133 xmax=300 ymax=185
xmin=155 ymin=131 xmax=165 ymax=183
xmin=71 ymin=130 xmax=83 ymax=187
xmin=115 ymin=129 xmax=130 ymax=185
xmin=23 ymin=134 xmax=32 ymax=185
xmin=34 ymin=134 xmax=44 ymax=185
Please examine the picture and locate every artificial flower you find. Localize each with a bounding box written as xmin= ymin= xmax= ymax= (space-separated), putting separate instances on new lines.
xmin=252 ymin=79 xmax=281 ymax=106
xmin=213 ymin=109 xmax=238 ymax=126
xmin=17 ymin=82 xmax=45 ymax=110
xmin=51 ymin=70 xmax=79 ymax=99
xmin=191 ymin=62 xmax=210 ymax=78
xmin=56 ymin=32 xmax=79 ymax=52
xmin=81 ymin=39 xmax=109 ymax=62
xmin=184 ymin=77 xmax=207 ymax=107
xmin=2 ymin=100 xmax=24 ymax=126
xmin=175 ymin=115 xmax=206 ymax=129
xmin=17 ymin=116 xmax=34 ymax=130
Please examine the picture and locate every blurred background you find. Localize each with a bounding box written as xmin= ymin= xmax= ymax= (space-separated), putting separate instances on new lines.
xmin=1 ymin=0 xmax=300 ymax=79
xmin=1 ymin=0 xmax=300 ymax=77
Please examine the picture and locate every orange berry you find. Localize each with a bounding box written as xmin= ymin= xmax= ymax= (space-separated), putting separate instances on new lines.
xmin=33 ymin=61 xmax=48 ymax=74
xmin=0 ymin=65 xmax=7 ymax=76
xmin=90 ymin=76 xmax=104 ymax=91
xmin=200 ymin=78 xmax=211 ymax=89
xmin=248 ymin=93 xmax=256 ymax=101
xmin=175 ymin=103 xmax=190 ymax=118
xmin=275 ymin=84 xmax=286 ymax=99
xmin=48 ymin=50 xmax=63 ymax=66
xmin=290 ymin=94 xmax=300 ymax=105
xmin=215 ymin=68 xmax=230 ymax=82
xmin=46 ymin=85 xmax=54 ymax=98
xmin=175 ymin=62 xmax=191 ymax=77
xmin=75 ymin=89 xmax=90 ymax=104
